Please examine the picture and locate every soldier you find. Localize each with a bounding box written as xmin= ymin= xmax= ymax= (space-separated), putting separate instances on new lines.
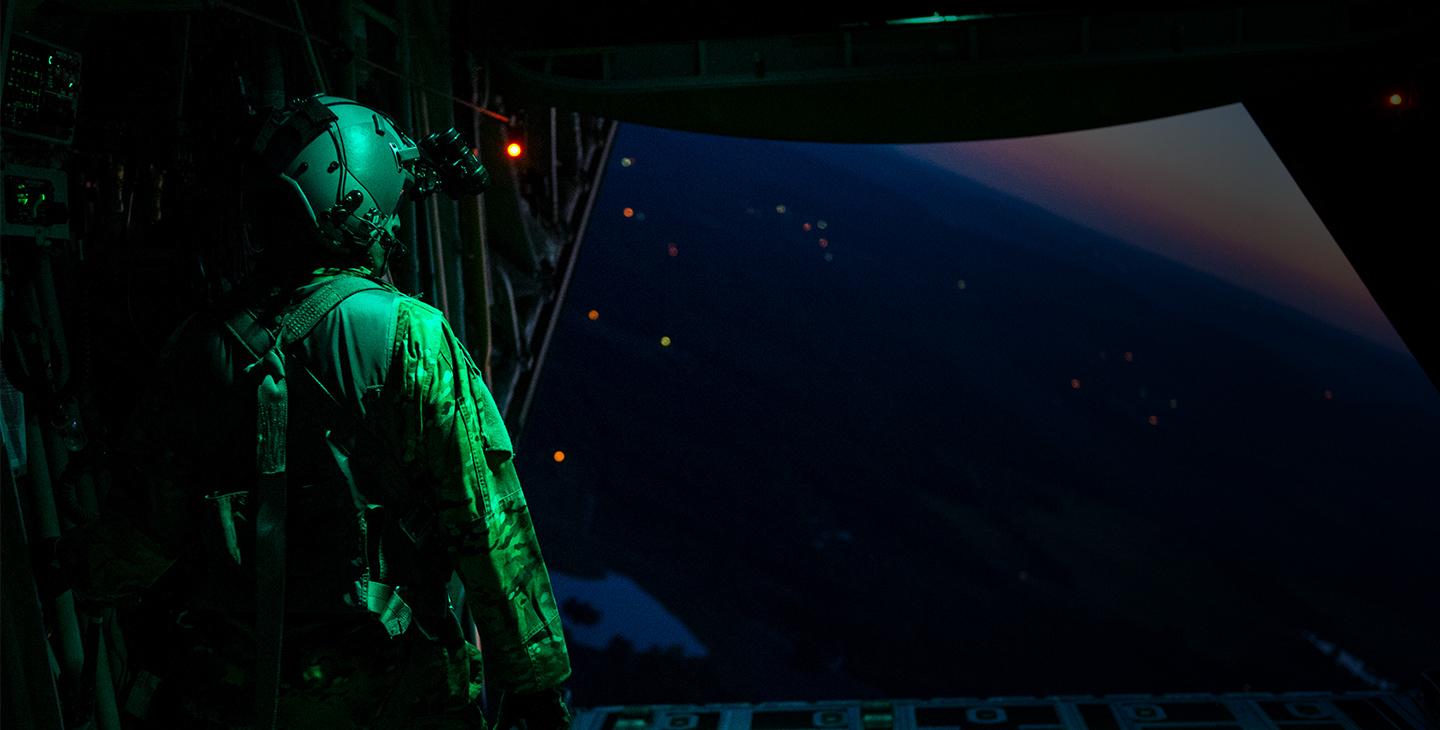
xmin=52 ymin=95 xmax=571 ymax=729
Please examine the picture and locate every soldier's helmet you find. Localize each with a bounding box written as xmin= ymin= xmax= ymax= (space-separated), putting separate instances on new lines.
xmin=251 ymin=94 xmax=420 ymax=256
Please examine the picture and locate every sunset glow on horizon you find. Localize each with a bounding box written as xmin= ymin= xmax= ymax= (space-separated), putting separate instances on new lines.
xmin=896 ymin=104 xmax=1407 ymax=353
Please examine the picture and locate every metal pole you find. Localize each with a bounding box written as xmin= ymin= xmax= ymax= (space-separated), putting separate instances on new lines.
xmin=25 ymin=412 xmax=86 ymax=698
xmin=397 ymin=0 xmax=422 ymax=295
xmin=514 ymin=120 xmax=619 ymax=441
xmin=0 ymin=441 xmax=65 ymax=730
xmin=418 ymin=96 xmax=450 ymax=314
xmin=288 ymin=0 xmax=327 ymax=93
xmin=549 ymin=106 xmax=559 ymax=224
xmin=471 ymin=65 xmax=494 ymax=381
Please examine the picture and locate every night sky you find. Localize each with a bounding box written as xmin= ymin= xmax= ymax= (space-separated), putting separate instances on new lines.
xmin=514 ymin=105 xmax=1440 ymax=706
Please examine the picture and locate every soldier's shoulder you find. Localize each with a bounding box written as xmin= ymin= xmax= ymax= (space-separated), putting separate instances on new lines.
xmin=393 ymin=294 xmax=451 ymax=327
xmin=342 ymin=282 xmax=408 ymax=310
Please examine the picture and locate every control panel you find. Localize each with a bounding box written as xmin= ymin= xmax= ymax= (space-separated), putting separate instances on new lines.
xmin=3 ymin=34 xmax=82 ymax=144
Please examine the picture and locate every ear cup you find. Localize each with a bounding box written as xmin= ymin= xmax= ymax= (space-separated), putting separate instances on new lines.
xmin=244 ymin=176 xmax=326 ymax=251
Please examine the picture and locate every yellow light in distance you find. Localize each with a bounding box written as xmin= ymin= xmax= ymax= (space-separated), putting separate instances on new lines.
xmin=660 ymin=336 xmax=672 ymax=347
xmin=1388 ymin=93 xmax=1404 ymax=106
xmin=553 ymin=450 xmax=566 ymax=463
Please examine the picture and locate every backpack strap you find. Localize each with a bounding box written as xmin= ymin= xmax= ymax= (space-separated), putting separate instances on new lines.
xmin=223 ymin=274 xmax=385 ymax=730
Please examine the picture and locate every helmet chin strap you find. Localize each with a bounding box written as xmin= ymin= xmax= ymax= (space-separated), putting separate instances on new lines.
xmin=360 ymin=225 xmax=405 ymax=278
xmin=366 ymin=217 xmax=405 ymax=278
xmin=323 ymin=203 xmax=406 ymax=277
xmin=376 ymin=238 xmax=399 ymax=277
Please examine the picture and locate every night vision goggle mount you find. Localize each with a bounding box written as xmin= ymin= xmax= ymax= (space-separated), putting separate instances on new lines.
xmin=250 ymin=95 xmax=490 ymax=231
xmin=411 ymin=127 xmax=490 ymax=200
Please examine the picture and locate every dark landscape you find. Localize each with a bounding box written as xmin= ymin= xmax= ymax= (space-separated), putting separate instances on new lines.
xmin=517 ymin=124 xmax=1440 ymax=706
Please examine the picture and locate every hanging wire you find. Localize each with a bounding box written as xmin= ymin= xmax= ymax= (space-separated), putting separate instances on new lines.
xmin=289 ymin=0 xmax=328 ymax=93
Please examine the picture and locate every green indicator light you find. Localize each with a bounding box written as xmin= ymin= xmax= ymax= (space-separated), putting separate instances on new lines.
xmin=301 ymin=664 xmax=324 ymax=684
xmin=48 ymin=55 xmax=54 ymax=65
xmin=886 ymin=13 xmax=991 ymax=25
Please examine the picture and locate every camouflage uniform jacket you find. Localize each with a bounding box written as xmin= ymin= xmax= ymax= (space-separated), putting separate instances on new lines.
xmin=60 ymin=267 xmax=571 ymax=703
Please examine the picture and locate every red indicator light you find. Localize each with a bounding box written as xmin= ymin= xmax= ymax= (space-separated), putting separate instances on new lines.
xmin=506 ymin=142 xmax=523 ymax=158
xmin=667 ymin=243 xmax=679 ymax=257
xmin=1070 ymin=378 xmax=1081 ymax=390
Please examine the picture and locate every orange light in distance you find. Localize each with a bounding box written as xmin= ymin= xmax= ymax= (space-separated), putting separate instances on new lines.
xmin=667 ymin=243 xmax=679 ymax=257
xmin=1147 ymin=415 xmax=1159 ymax=426
xmin=1123 ymin=351 xmax=1134 ymax=363
xmin=1388 ymin=93 xmax=1404 ymax=106
xmin=623 ymin=207 xmax=634 ymax=218
xmin=553 ymin=450 xmax=566 ymax=463
xmin=506 ymin=142 xmax=523 ymax=158
xmin=587 ymin=310 xmax=600 ymax=321
xmin=1070 ymin=378 xmax=1081 ymax=390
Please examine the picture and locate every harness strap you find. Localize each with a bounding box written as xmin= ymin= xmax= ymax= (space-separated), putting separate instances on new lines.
xmin=224 ymin=274 xmax=384 ymax=730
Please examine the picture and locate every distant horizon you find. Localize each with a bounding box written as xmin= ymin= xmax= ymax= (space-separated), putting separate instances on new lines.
xmin=893 ymin=103 xmax=1408 ymax=353
xmin=525 ymin=119 xmax=1440 ymax=704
